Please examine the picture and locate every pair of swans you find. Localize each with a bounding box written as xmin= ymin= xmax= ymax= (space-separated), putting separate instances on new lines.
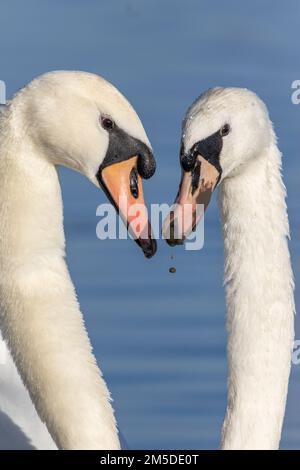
xmin=0 ymin=71 xmax=294 ymax=450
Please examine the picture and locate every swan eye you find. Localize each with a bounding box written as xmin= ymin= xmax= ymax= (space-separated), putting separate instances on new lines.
xmin=220 ymin=124 xmax=230 ymax=137
xmin=101 ymin=117 xmax=114 ymax=131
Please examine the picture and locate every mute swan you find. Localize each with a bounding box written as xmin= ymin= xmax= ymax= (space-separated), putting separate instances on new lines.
xmin=0 ymin=71 xmax=156 ymax=450
xmin=163 ymin=87 xmax=295 ymax=450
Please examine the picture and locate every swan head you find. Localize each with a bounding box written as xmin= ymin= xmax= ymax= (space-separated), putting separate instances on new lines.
xmin=163 ymin=87 xmax=272 ymax=245
xmin=17 ymin=71 xmax=157 ymax=258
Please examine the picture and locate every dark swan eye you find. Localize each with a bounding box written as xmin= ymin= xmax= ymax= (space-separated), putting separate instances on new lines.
xmin=101 ymin=117 xmax=114 ymax=131
xmin=220 ymin=123 xmax=230 ymax=137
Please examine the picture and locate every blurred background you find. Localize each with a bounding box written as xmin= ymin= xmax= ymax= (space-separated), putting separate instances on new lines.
xmin=0 ymin=0 xmax=299 ymax=449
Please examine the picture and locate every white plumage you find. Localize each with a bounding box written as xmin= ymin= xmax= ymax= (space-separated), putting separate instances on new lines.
xmin=177 ymin=88 xmax=295 ymax=449
xmin=0 ymin=71 xmax=152 ymax=449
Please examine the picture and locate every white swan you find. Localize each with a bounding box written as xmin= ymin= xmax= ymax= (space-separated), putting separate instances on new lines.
xmin=163 ymin=87 xmax=295 ymax=450
xmin=0 ymin=71 xmax=156 ymax=450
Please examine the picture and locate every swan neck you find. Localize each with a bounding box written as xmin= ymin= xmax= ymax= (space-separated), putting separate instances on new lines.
xmin=219 ymin=142 xmax=295 ymax=449
xmin=0 ymin=117 xmax=120 ymax=449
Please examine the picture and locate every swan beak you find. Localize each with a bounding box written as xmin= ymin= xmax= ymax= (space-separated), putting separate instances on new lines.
xmin=163 ymin=155 xmax=220 ymax=246
xmin=99 ymin=156 xmax=157 ymax=258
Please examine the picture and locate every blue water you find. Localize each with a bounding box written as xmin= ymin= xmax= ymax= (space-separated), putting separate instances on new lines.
xmin=0 ymin=0 xmax=299 ymax=449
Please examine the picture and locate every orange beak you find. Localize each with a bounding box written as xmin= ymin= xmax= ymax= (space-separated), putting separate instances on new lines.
xmin=163 ymin=155 xmax=220 ymax=245
xmin=99 ymin=156 xmax=157 ymax=258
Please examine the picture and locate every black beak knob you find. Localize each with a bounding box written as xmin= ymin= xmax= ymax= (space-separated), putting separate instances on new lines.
xmin=137 ymin=148 xmax=156 ymax=179
xmin=180 ymin=151 xmax=196 ymax=172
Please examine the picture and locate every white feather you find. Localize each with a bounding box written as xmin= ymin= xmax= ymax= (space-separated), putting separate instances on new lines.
xmin=183 ymin=88 xmax=295 ymax=449
xmin=0 ymin=71 xmax=150 ymax=449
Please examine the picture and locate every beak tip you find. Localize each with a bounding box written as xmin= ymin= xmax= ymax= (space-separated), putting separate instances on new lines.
xmin=143 ymin=238 xmax=157 ymax=258
xmin=136 ymin=237 xmax=157 ymax=259
xmin=162 ymin=219 xmax=185 ymax=247
xmin=165 ymin=237 xmax=184 ymax=247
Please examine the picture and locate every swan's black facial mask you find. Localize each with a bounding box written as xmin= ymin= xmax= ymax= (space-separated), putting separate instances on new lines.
xmin=98 ymin=124 xmax=156 ymax=179
xmin=180 ymin=130 xmax=223 ymax=181
xmin=95 ymin=125 xmax=157 ymax=259
xmin=163 ymin=130 xmax=223 ymax=246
